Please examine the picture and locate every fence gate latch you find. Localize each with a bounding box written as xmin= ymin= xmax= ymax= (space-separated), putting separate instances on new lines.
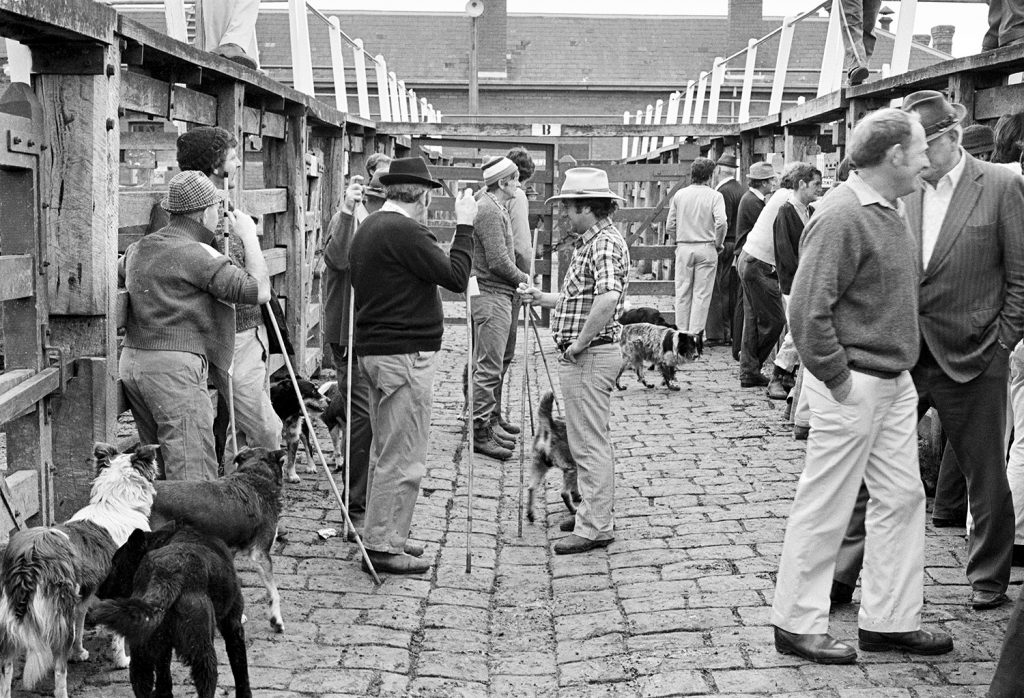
xmin=44 ymin=345 xmax=67 ymax=395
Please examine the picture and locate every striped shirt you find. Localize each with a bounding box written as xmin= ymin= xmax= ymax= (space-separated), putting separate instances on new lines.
xmin=551 ymin=218 xmax=630 ymax=348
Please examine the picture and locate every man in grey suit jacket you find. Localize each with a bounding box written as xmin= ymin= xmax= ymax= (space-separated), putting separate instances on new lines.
xmin=832 ymin=91 xmax=1024 ymax=611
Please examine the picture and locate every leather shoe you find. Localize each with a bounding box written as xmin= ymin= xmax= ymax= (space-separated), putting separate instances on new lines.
xmin=793 ymin=425 xmax=810 ymax=441
xmin=830 ymin=580 xmax=854 ymax=606
xmin=858 ymin=628 xmax=953 ymax=655
xmin=559 ymin=518 xmax=575 ymax=532
xmin=497 ymin=417 xmax=521 ymax=435
xmin=932 ymin=516 xmax=966 ymax=528
xmin=773 ymin=626 xmax=857 ymax=664
xmin=553 ymin=534 xmax=613 ymax=555
xmin=972 ymin=590 xmax=1009 ymax=610
xmin=361 ymin=551 xmax=430 ymax=575
xmin=740 ymin=374 xmax=770 ymax=388
xmin=1013 ymin=544 xmax=1024 ymax=567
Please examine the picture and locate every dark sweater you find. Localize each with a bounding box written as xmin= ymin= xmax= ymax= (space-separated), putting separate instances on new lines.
xmin=717 ymin=178 xmax=746 ymax=245
xmin=119 ymin=216 xmax=259 ymax=371
xmin=349 ymin=209 xmax=474 ymax=356
xmin=790 ymin=175 xmax=920 ymax=388
xmin=734 ymin=190 xmax=765 ymax=259
xmin=773 ymin=201 xmax=805 ymax=295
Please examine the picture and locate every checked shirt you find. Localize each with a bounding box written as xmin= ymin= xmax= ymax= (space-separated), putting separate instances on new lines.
xmin=552 ymin=217 xmax=630 ymax=349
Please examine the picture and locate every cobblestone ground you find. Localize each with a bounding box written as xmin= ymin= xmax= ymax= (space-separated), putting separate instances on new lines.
xmin=38 ymin=309 xmax=1021 ymax=697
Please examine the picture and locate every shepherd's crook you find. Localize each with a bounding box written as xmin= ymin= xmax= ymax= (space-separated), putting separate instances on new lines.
xmin=342 ymin=292 xmax=355 ymax=540
xmin=517 ymin=299 xmax=529 ymax=536
xmin=465 ymin=287 xmax=476 ymax=573
xmin=263 ymin=305 xmax=381 ymax=585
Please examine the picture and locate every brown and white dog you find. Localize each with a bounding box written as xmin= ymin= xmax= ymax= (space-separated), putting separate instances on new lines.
xmin=615 ymin=322 xmax=702 ymax=391
xmin=526 ymin=391 xmax=580 ymax=524
xmin=269 ymin=376 xmax=329 ymax=483
xmin=0 ymin=443 xmax=159 ymax=698
xmin=150 ymin=447 xmax=287 ymax=633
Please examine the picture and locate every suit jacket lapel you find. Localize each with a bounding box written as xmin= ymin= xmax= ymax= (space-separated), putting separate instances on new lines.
xmin=926 ymin=154 xmax=983 ymax=276
xmin=903 ymin=185 xmax=924 ymax=278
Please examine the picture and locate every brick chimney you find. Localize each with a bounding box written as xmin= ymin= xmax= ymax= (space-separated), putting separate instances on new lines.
xmin=930 ymin=24 xmax=955 ymax=55
xmin=913 ymin=33 xmax=931 ymax=46
xmin=727 ymin=0 xmax=765 ymax=55
xmin=878 ymin=5 xmax=894 ymax=32
xmin=477 ymin=0 xmax=508 ymax=78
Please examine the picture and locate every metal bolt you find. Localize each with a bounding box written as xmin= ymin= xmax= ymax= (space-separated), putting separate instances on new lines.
xmin=26 ymin=140 xmax=34 ymax=148
xmin=106 ymin=118 xmax=115 ymax=131
xmin=12 ymin=136 xmax=21 ymax=145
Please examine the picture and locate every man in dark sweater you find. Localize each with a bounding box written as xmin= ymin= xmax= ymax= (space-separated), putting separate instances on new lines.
xmin=732 ymin=164 xmax=774 ymax=362
xmin=349 ymin=157 xmax=476 ymax=575
xmin=120 ymin=170 xmax=271 ymax=480
xmin=771 ymin=108 xmax=952 ymax=664
xmin=714 ymin=154 xmax=745 ymax=346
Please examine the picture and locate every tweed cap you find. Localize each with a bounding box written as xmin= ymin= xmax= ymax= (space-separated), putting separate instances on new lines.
xmin=962 ymin=124 xmax=995 ymax=156
xmin=481 ymin=156 xmax=518 ymax=186
xmin=746 ymin=162 xmax=777 ymax=181
xmin=161 ymin=171 xmax=222 ymax=214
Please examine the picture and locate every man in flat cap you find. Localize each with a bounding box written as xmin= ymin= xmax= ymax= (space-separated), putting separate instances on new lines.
xmin=119 ymin=170 xmax=271 ymax=480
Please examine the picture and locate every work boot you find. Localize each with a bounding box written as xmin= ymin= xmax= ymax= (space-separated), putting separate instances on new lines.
xmin=473 ymin=425 xmax=513 ymax=460
xmin=491 ymin=420 xmax=518 ymax=447
xmin=766 ymin=367 xmax=792 ymax=400
xmin=496 ymin=415 xmax=521 ymax=435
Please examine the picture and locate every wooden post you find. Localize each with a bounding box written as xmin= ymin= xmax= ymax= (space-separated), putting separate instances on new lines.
xmin=707 ymin=56 xmax=725 ymax=124
xmin=640 ymin=103 xmax=654 ymax=157
xmin=769 ymin=16 xmax=797 ymax=115
xmin=680 ymin=80 xmax=696 ymax=125
xmin=890 ymin=0 xmax=918 ymax=77
xmin=3 ymin=40 xmax=31 ymax=83
xmin=353 ymin=39 xmax=371 ymax=119
xmin=374 ymin=55 xmax=391 ymax=121
xmin=35 ymin=37 xmax=121 ymax=519
xmin=216 ymin=81 xmax=246 ymax=208
xmin=288 ymin=0 xmax=315 ymax=96
xmin=164 ymin=0 xmax=189 ymax=42
xmin=818 ymin=0 xmax=845 ymax=96
xmin=328 ymin=17 xmax=349 ymax=113
xmin=693 ymin=71 xmax=710 ymax=124
xmin=631 ymin=109 xmax=642 ymax=158
xmin=738 ymin=40 xmax=757 ymax=123
xmin=409 ymin=89 xmax=420 ymax=122
xmin=395 ymin=76 xmax=409 ymax=122
xmin=621 ymin=111 xmax=631 ymax=159
xmin=420 ymin=97 xmax=430 ymax=122
xmin=662 ymin=91 xmax=680 ymax=148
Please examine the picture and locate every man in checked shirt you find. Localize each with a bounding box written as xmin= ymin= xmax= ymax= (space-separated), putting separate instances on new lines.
xmin=519 ymin=167 xmax=630 ymax=555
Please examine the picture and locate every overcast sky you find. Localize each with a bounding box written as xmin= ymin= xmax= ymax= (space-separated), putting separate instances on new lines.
xmin=313 ymin=1 xmax=989 ymax=57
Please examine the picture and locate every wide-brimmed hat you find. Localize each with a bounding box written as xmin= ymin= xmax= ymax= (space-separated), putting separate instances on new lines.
xmin=962 ymin=123 xmax=995 ymax=156
xmin=481 ymin=156 xmax=518 ymax=187
xmin=545 ymin=167 xmax=625 ymax=204
xmin=364 ymin=170 xmax=387 ymax=199
xmin=717 ymin=154 xmax=738 ymax=169
xmin=378 ymin=157 xmax=443 ymax=188
xmin=901 ymin=90 xmax=967 ymax=141
xmin=746 ymin=162 xmax=777 ymax=181
xmin=161 ymin=170 xmax=223 ymax=214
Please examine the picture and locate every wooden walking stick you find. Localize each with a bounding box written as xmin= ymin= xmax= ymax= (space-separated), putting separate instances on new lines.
xmin=529 ymin=306 xmax=561 ymax=418
xmin=264 ymin=305 xmax=381 ymax=585
xmin=517 ymin=297 xmax=529 ymax=537
xmin=465 ymin=282 xmax=478 ymax=573
xmin=342 ymin=291 xmax=355 ymax=540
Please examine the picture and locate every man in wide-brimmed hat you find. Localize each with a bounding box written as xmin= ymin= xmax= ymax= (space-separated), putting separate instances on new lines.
xmin=119 ymin=170 xmax=271 ymax=480
xmin=349 ymin=157 xmax=477 ymax=575
xmin=831 ymin=89 xmax=1024 ymax=615
xmin=519 ymin=167 xmax=630 ymax=555
xmin=731 ymin=162 xmax=777 ymax=362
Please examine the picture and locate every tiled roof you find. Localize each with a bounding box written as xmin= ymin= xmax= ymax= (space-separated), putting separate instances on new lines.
xmin=117 ymin=9 xmax=948 ymax=92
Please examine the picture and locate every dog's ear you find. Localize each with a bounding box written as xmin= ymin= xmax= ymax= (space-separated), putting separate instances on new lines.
xmin=126 ymin=528 xmax=148 ymax=549
xmin=233 ymin=447 xmax=255 ymax=467
xmin=93 ymin=442 xmax=119 ymax=472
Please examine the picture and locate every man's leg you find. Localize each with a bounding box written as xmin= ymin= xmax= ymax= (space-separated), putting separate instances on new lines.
xmin=858 ymin=372 xmax=926 ymax=632
xmin=839 ymin=0 xmax=870 ymax=76
xmin=360 ymin=352 xmax=436 ymax=554
xmin=749 ymin=264 xmax=786 ymax=368
xmin=833 ymin=483 xmax=869 ymax=591
xmin=862 ymin=0 xmax=881 ymax=59
xmin=715 ymin=242 xmax=736 ymax=343
xmin=932 ymin=445 xmax=968 ymax=524
xmin=201 ymin=0 xmax=260 ymax=65
xmin=688 ymin=244 xmax=718 ymax=337
xmin=997 ymin=0 xmax=1024 ymax=46
xmin=737 ymin=252 xmax=762 ymax=381
xmin=990 ymin=590 xmax=1024 ymax=696
xmin=771 ymin=370 xmax=880 ymax=634
xmin=1007 ymin=341 xmax=1024 ymax=546
xmin=494 ymin=295 xmax=522 ymax=430
xmin=226 ymin=327 xmax=283 ymax=465
xmin=331 ymin=343 xmax=372 ymax=523
xmin=119 ymin=347 xmax=161 ymax=463
xmin=674 ymin=245 xmax=696 ymax=334
xmin=471 ymin=293 xmax=513 ymax=427
xmin=558 ymin=345 xmax=620 ymax=541
xmin=986 ymin=0 xmax=1004 ymax=49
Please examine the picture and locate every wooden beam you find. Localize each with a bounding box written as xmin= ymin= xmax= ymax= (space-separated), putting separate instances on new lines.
xmin=377 ymin=122 xmax=740 ymax=139
xmin=0 ymin=369 xmax=60 ymax=426
xmin=626 ymin=280 xmax=674 ymax=296
xmin=628 ymin=245 xmax=676 ymax=261
xmin=0 ymin=0 xmax=116 ymax=45
xmin=0 ymin=255 xmax=34 ymax=302
xmin=975 ymin=83 xmax=1024 ymax=121
xmin=171 ymin=84 xmax=217 ymax=125
xmin=780 ymin=92 xmax=844 ymax=127
xmin=120 ymin=71 xmax=170 ymax=119
xmin=241 ymin=188 xmax=288 ymax=217
xmin=264 ymin=247 xmax=287 ymax=277
xmin=120 ymin=130 xmax=178 ymax=151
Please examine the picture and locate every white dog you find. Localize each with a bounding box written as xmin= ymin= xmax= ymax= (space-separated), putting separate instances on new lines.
xmin=0 ymin=443 xmax=158 ymax=698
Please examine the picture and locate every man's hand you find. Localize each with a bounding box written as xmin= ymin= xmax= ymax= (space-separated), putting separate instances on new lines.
xmin=518 ymin=282 xmax=542 ymax=305
xmin=562 ymin=339 xmax=586 ymax=364
xmin=226 ymin=209 xmax=259 ymax=243
xmin=829 ymin=376 xmax=853 ymax=404
xmin=343 ymin=177 xmax=364 ymax=213
xmin=455 ymin=188 xmax=478 ymax=225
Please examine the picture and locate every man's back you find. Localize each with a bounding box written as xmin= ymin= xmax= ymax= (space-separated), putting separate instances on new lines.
xmin=717 ymin=178 xmax=746 ymax=244
xmin=668 ymin=184 xmax=726 ymax=244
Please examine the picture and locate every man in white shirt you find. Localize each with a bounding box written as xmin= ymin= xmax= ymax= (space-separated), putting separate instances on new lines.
xmin=668 ymin=157 xmax=727 ymax=337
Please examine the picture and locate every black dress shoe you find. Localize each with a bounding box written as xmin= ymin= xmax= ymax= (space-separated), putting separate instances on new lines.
xmin=932 ymin=516 xmax=966 ymax=528
xmin=848 ymin=66 xmax=870 ymax=86
xmin=1013 ymin=544 xmax=1024 ymax=567
xmin=972 ymin=590 xmax=1009 ymax=610
xmin=559 ymin=518 xmax=575 ymax=532
xmin=858 ymin=628 xmax=953 ymax=655
xmin=361 ymin=551 xmax=430 ymax=575
xmin=553 ymin=534 xmax=613 ymax=555
xmin=740 ymin=374 xmax=770 ymax=388
xmin=830 ymin=580 xmax=854 ymax=606
xmin=773 ymin=626 xmax=857 ymax=664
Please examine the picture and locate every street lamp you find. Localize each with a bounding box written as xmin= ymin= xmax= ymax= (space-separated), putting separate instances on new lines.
xmin=466 ymin=0 xmax=483 ymax=116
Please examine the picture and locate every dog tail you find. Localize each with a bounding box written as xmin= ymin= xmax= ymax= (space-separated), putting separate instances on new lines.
xmin=538 ymin=391 xmax=555 ymax=422
xmin=0 ymin=528 xmax=79 ymax=688
xmin=90 ymin=597 xmax=168 ymax=646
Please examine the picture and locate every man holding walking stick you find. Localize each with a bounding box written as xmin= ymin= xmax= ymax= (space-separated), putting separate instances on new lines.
xmin=519 ymin=167 xmax=630 ymax=555
xmin=349 ymin=157 xmax=477 ymax=575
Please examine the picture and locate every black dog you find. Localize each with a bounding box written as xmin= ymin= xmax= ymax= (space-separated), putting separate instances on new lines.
xmin=618 ymin=306 xmax=677 ymax=330
xmin=150 ymin=447 xmax=287 ymax=633
xmin=526 ymin=392 xmax=581 ymax=523
xmin=269 ymin=376 xmax=329 ymax=483
xmin=91 ymin=523 xmax=251 ymax=698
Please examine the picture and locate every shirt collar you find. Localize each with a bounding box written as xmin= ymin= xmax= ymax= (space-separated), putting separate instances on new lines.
xmin=845 ymin=172 xmax=900 ymax=211
xmin=923 ymin=147 xmax=967 ymax=192
xmin=716 ymin=176 xmax=735 ymax=188
xmin=788 ymin=191 xmax=809 ymax=217
xmin=381 ymin=200 xmax=412 ymax=218
xmin=167 ymin=214 xmax=218 ymax=245
xmin=749 ymin=187 xmax=766 ymax=202
xmin=573 ymin=217 xmax=616 ymax=249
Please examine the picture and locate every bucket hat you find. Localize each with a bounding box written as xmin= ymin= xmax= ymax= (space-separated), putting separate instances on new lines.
xmin=378 ymin=157 xmax=443 ymax=188
xmin=962 ymin=123 xmax=995 ymax=156
xmin=901 ymin=90 xmax=967 ymax=142
xmin=545 ymin=168 xmax=625 ymax=204
xmin=746 ymin=162 xmax=777 ymax=181
xmin=161 ymin=170 xmax=223 ymax=214
xmin=717 ymin=154 xmax=738 ymax=168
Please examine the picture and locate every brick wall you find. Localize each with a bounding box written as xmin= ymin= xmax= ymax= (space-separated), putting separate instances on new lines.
xmin=727 ymin=0 xmax=773 ymax=55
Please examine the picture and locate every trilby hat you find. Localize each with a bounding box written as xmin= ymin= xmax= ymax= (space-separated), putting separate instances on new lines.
xmin=161 ymin=170 xmax=223 ymax=214
xmin=746 ymin=162 xmax=777 ymax=181
xmin=901 ymin=90 xmax=967 ymax=141
xmin=717 ymin=154 xmax=738 ymax=168
xmin=545 ymin=167 xmax=625 ymax=204
xmin=378 ymin=157 xmax=443 ymax=188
